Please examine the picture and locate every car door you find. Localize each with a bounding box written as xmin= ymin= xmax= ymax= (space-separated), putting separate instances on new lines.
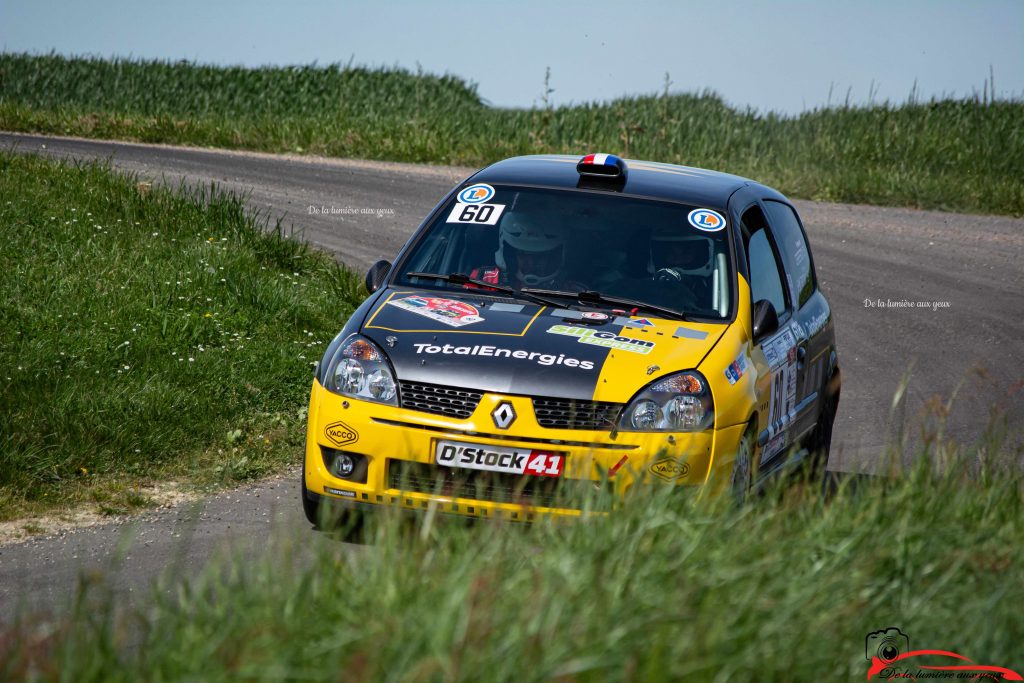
xmin=738 ymin=202 xmax=800 ymax=471
xmin=762 ymin=200 xmax=832 ymax=447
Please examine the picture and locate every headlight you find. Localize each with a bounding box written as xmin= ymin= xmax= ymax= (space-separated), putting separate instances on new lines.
xmin=618 ymin=371 xmax=713 ymax=432
xmin=323 ymin=334 xmax=399 ymax=405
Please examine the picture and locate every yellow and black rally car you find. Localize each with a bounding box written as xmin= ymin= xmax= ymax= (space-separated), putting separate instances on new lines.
xmin=302 ymin=153 xmax=840 ymax=526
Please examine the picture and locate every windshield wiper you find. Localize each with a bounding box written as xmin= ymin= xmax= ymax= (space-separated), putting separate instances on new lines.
xmin=521 ymin=288 xmax=691 ymax=321
xmin=404 ymin=272 xmax=565 ymax=308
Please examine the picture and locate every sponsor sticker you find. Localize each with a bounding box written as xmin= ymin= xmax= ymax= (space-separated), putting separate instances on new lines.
xmin=581 ymin=311 xmax=610 ymax=321
xmin=324 ymin=486 xmax=356 ymax=498
xmin=436 ymin=440 xmax=564 ymax=478
xmin=457 ymin=183 xmax=495 ymax=204
xmin=687 ymin=208 xmax=727 ymax=232
xmin=762 ymin=328 xmax=798 ymax=439
xmin=489 ymin=302 xmax=524 ymax=313
xmin=804 ymin=310 xmax=829 ymax=338
xmin=388 ymin=296 xmax=484 ymax=327
xmin=622 ymin=317 xmax=654 ymax=328
xmin=412 ymin=343 xmax=595 ymax=370
xmin=649 ymin=457 xmax=690 ymax=481
xmin=761 ymin=433 xmax=786 ymax=464
xmin=761 ymin=328 xmax=796 ymax=369
xmin=673 ymin=326 xmax=709 ymax=340
xmin=325 ymin=420 xmax=358 ymax=447
xmin=446 ymin=202 xmax=506 ymax=226
xmin=724 ymin=353 xmax=748 ymax=385
xmin=547 ymin=324 xmax=655 ymax=355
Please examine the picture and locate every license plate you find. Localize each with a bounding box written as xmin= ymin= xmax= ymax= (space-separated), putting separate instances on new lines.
xmin=435 ymin=440 xmax=564 ymax=478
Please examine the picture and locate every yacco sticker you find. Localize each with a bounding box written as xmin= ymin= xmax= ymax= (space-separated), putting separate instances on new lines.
xmin=649 ymin=457 xmax=689 ymax=481
xmin=446 ymin=202 xmax=505 ymax=225
xmin=457 ymin=183 xmax=495 ymax=204
xmin=547 ymin=324 xmax=655 ymax=354
xmin=688 ymin=208 xmax=726 ymax=232
xmin=724 ymin=353 xmax=748 ymax=385
xmin=412 ymin=343 xmax=595 ymax=370
xmin=325 ymin=420 xmax=358 ymax=447
xmin=387 ymin=296 xmax=484 ymax=327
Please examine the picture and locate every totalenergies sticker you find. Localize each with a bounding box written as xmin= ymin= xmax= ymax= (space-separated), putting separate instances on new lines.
xmin=688 ymin=208 xmax=726 ymax=232
xmin=387 ymin=296 xmax=484 ymax=327
xmin=457 ymin=183 xmax=495 ymax=204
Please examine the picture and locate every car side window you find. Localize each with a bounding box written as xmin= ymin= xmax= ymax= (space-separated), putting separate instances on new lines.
xmin=763 ymin=201 xmax=815 ymax=308
xmin=747 ymin=229 xmax=787 ymax=316
xmin=740 ymin=206 xmax=787 ymax=317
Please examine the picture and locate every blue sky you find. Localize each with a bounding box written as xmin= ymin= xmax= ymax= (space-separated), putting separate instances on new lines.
xmin=2 ymin=0 xmax=1022 ymax=114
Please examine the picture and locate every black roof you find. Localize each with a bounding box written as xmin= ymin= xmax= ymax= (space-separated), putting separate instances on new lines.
xmin=467 ymin=154 xmax=772 ymax=209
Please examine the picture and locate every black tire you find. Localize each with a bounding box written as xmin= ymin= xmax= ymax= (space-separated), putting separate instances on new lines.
xmin=731 ymin=423 xmax=756 ymax=505
xmin=807 ymin=390 xmax=838 ymax=477
xmin=301 ymin=466 xmax=322 ymax=527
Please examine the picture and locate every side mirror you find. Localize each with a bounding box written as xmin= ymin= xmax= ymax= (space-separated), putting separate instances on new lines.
xmin=365 ymin=260 xmax=391 ymax=293
xmin=751 ymin=299 xmax=779 ymax=342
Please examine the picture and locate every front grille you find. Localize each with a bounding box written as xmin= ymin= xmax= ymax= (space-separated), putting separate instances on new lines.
xmin=388 ymin=460 xmax=606 ymax=510
xmin=396 ymin=381 xmax=622 ymax=430
xmin=399 ymin=381 xmax=482 ymax=419
xmin=532 ymin=398 xmax=622 ymax=430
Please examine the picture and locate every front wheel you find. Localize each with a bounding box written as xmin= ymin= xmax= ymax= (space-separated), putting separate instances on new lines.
xmin=300 ymin=467 xmax=366 ymax=540
xmin=301 ymin=467 xmax=322 ymax=527
xmin=731 ymin=423 xmax=756 ymax=505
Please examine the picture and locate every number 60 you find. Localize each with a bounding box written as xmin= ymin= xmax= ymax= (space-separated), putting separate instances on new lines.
xmin=459 ymin=204 xmax=494 ymax=222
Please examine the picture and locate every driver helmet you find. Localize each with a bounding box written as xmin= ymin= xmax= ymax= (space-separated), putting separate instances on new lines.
xmin=649 ymin=227 xmax=714 ymax=277
xmin=495 ymin=213 xmax=566 ymax=286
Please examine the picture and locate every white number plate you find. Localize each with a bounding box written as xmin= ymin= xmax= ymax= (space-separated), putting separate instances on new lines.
xmin=445 ymin=202 xmax=506 ymax=225
xmin=435 ymin=440 xmax=563 ymax=478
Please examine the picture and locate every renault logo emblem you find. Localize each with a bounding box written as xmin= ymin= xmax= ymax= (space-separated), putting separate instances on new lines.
xmin=491 ymin=401 xmax=516 ymax=429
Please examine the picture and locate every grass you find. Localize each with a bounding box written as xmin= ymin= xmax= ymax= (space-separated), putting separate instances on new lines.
xmin=1 ymin=53 xmax=1022 ymax=216
xmin=2 ymin=434 xmax=1022 ymax=682
xmin=0 ymin=152 xmax=363 ymax=521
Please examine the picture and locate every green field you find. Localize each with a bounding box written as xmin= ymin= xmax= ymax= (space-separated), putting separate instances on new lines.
xmin=4 ymin=453 xmax=1022 ymax=681
xmin=0 ymin=152 xmax=362 ymax=521
xmin=2 ymin=53 xmax=1022 ymax=216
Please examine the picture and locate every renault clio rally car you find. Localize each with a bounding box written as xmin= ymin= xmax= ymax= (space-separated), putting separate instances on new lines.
xmin=302 ymin=153 xmax=840 ymax=526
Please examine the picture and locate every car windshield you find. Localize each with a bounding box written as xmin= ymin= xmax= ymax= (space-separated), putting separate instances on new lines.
xmin=395 ymin=185 xmax=732 ymax=320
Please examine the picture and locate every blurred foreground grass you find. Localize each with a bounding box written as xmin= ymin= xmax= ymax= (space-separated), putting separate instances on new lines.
xmin=3 ymin=442 xmax=1022 ymax=681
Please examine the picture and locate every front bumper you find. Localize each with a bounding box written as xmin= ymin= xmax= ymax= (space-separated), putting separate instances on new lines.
xmin=304 ymin=380 xmax=746 ymax=520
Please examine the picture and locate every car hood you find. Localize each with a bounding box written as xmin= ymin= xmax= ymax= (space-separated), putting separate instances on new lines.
xmin=361 ymin=289 xmax=727 ymax=402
